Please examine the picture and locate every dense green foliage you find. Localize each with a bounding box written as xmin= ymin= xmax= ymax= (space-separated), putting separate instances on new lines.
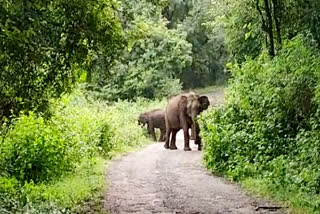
xmin=86 ymin=0 xmax=228 ymax=101
xmin=164 ymin=0 xmax=228 ymax=88
xmin=207 ymin=0 xmax=320 ymax=62
xmin=199 ymin=1 xmax=320 ymax=211
xmin=0 ymin=0 xmax=124 ymax=118
xmin=2 ymin=0 xmax=320 ymax=212
xmin=0 ymin=114 xmax=80 ymax=182
xmin=206 ymin=0 xmax=263 ymax=62
xmin=200 ymin=38 xmax=320 ymax=211
xmin=0 ymin=157 xmax=105 ymax=214
xmin=95 ymin=17 xmax=192 ymax=100
xmin=1 ymin=0 xmax=227 ymax=115
xmin=0 ymin=87 xmax=165 ymax=213
xmin=87 ymin=0 xmax=189 ymax=100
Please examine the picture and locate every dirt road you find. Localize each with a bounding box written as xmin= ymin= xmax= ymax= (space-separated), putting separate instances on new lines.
xmin=103 ymin=89 xmax=286 ymax=214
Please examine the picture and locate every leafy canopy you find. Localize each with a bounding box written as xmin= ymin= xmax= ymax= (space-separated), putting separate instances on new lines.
xmin=0 ymin=0 xmax=124 ymax=116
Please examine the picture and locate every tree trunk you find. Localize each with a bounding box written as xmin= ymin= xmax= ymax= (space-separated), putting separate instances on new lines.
xmin=256 ymin=0 xmax=269 ymax=50
xmin=264 ymin=0 xmax=275 ymax=56
xmin=272 ymin=0 xmax=282 ymax=47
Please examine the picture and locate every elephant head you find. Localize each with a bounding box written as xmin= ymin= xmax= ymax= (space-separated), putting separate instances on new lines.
xmin=185 ymin=94 xmax=210 ymax=122
xmin=186 ymin=94 xmax=210 ymax=149
xmin=138 ymin=113 xmax=148 ymax=127
xmin=199 ymin=96 xmax=210 ymax=112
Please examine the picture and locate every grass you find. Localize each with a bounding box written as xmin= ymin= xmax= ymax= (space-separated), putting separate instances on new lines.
xmin=38 ymin=97 xmax=161 ymax=213
xmin=0 ymin=93 xmax=162 ymax=213
xmin=242 ymin=178 xmax=320 ymax=214
xmin=21 ymin=138 xmax=153 ymax=214
xmin=193 ymin=84 xmax=225 ymax=95
xmin=22 ymin=157 xmax=106 ymax=213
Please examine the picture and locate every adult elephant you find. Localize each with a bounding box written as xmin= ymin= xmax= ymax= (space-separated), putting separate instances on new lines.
xmin=138 ymin=109 xmax=166 ymax=142
xmin=164 ymin=92 xmax=210 ymax=151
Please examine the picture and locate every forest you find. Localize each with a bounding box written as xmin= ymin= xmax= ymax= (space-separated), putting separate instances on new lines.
xmin=1 ymin=0 xmax=320 ymax=213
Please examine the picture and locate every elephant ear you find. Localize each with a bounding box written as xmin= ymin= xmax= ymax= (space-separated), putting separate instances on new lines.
xmin=198 ymin=96 xmax=210 ymax=112
xmin=139 ymin=113 xmax=148 ymax=124
xmin=138 ymin=114 xmax=144 ymax=126
xmin=178 ymin=96 xmax=188 ymax=113
xmin=186 ymin=94 xmax=200 ymax=118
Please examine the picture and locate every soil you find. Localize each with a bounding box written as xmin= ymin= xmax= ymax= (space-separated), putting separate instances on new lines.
xmin=103 ymin=89 xmax=288 ymax=214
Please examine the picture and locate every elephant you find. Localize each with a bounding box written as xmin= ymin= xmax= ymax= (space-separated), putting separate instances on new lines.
xmin=138 ymin=109 xmax=166 ymax=142
xmin=191 ymin=95 xmax=210 ymax=143
xmin=164 ymin=92 xmax=210 ymax=151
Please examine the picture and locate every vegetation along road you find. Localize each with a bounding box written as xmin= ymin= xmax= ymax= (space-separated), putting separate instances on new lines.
xmin=103 ymin=90 xmax=287 ymax=214
xmin=2 ymin=0 xmax=320 ymax=212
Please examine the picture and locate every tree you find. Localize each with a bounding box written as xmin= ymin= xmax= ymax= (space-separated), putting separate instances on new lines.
xmin=206 ymin=0 xmax=263 ymax=63
xmin=163 ymin=0 xmax=228 ymax=88
xmin=206 ymin=0 xmax=320 ymax=61
xmin=88 ymin=0 xmax=192 ymax=101
xmin=0 ymin=0 xmax=124 ymax=118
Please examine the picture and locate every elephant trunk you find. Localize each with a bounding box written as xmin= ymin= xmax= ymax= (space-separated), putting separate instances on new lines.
xmin=191 ymin=114 xmax=201 ymax=144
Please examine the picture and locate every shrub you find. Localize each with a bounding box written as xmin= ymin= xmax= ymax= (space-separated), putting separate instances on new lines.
xmin=0 ymin=86 xmax=165 ymax=212
xmin=0 ymin=87 xmax=165 ymax=184
xmin=104 ymin=98 xmax=166 ymax=155
xmin=0 ymin=113 xmax=80 ymax=183
xmin=200 ymin=36 xmax=320 ymax=208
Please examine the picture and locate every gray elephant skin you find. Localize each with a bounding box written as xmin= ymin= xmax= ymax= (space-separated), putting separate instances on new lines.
xmin=164 ymin=92 xmax=210 ymax=151
xmin=138 ymin=109 xmax=166 ymax=142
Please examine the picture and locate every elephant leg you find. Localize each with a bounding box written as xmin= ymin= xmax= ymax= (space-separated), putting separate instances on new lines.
xmin=197 ymin=134 xmax=202 ymax=151
xmin=170 ymin=129 xmax=178 ymax=150
xmin=146 ymin=123 xmax=151 ymax=135
xmin=164 ymin=128 xmax=171 ymax=149
xmin=148 ymin=122 xmax=156 ymax=141
xmin=162 ymin=129 xmax=166 ymax=141
xmin=159 ymin=128 xmax=165 ymax=142
xmin=183 ymin=126 xmax=191 ymax=151
xmin=197 ymin=140 xmax=202 ymax=151
xmin=194 ymin=123 xmax=202 ymax=150
xmin=191 ymin=124 xmax=196 ymax=141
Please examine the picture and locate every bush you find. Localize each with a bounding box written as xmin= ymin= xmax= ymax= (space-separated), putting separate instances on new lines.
xmin=0 ymin=86 xmax=165 ymax=212
xmin=0 ymin=113 xmax=79 ymax=183
xmin=199 ymin=36 xmax=320 ymax=209
xmin=105 ymin=98 xmax=166 ymax=154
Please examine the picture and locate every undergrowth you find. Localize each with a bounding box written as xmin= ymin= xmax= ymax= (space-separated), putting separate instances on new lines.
xmin=0 ymin=87 xmax=165 ymax=213
xmin=199 ymin=36 xmax=320 ymax=213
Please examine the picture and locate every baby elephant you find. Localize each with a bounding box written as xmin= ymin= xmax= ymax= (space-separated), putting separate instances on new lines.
xmin=138 ymin=109 xmax=166 ymax=142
